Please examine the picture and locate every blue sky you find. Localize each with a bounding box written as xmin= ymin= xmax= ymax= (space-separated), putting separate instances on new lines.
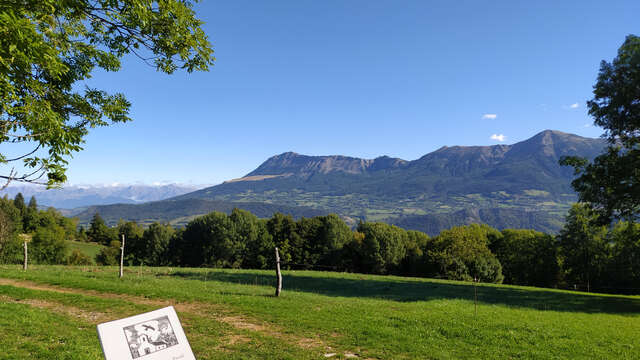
xmin=56 ymin=1 xmax=640 ymax=185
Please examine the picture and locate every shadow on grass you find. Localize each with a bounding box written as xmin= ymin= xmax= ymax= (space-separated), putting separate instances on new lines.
xmin=163 ymin=270 xmax=640 ymax=315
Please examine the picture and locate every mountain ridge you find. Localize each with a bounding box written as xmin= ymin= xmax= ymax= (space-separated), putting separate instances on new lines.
xmin=238 ymin=130 xmax=597 ymax=179
xmin=245 ymin=151 xmax=408 ymax=178
xmin=0 ymin=183 xmax=203 ymax=209
xmin=63 ymin=130 xmax=606 ymax=235
xmin=170 ymin=130 xmax=606 ymax=234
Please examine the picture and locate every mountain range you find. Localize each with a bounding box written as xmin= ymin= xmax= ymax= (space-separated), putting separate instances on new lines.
xmin=0 ymin=183 xmax=201 ymax=209
xmin=56 ymin=130 xmax=607 ymax=234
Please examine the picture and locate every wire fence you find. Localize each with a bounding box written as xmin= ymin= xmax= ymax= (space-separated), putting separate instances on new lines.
xmin=280 ymin=262 xmax=341 ymax=270
xmin=279 ymin=264 xmax=640 ymax=294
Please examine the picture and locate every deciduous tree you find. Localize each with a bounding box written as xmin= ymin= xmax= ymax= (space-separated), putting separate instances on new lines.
xmin=606 ymin=221 xmax=640 ymax=292
xmin=0 ymin=0 xmax=214 ymax=187
xmin=560 ymin=35 xmax=640 ymax=223
xmin=491 ymin=229 xmax=559 ymax=287
xmin=557 ymin=204 xmax=609 ymax=291
xmin=427 ymin=224 xmax=503 ymax=283
xmin=357 ymin=222 xmax=408 ymax=274
xmin=30 ymin=223 xmax=67 ymax=264
xmin=139 ymin=222 xmax=173 ymax=266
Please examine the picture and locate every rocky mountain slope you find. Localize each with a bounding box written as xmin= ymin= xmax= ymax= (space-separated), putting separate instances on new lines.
xmin=170 ymin=130 xmax=605 ymax=234
xmin=67 ymin=130 xmax=607 ymax=234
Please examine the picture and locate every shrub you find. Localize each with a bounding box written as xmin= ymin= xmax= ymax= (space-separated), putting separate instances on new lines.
xmin=67 ymin=249 xmax=93 ymax=265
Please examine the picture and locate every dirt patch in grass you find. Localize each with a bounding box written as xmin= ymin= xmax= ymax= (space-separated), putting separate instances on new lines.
xmin=224 ymin=334 xmax=251 ymax=346
xmin=298 ymin=337 xmax=326 ymax=349
xmin=0 ymin=278 xmax=175 ymax=308
xmin=211 ymin=334 xmax=252 ymax=353
xmin=0 ymin=277 xmax=362 ymax=357
xmin=0 ymin=295 xmax=110 ymax=323
xmin=220 ymin=315 xmax=267 ymax=332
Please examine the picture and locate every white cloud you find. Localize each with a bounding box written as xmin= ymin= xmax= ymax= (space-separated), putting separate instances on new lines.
xmin=482 ymin=114 xmax=497 ymax=120
xmin=490 ymin=134 xmax=506 ymax=142
xmin=584 ymin=123 xmax=592 ymax=128
xmin=563 ymin=103 xmax=580 ymax=110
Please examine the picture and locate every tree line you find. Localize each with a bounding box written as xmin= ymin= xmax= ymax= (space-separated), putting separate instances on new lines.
xmin=0 ymin=193 xmax=82 ymax=265
xmin=2 ymin=192 xmax=638 ymax=294
xmin=101 ymin=205 xmax=640 ymax=294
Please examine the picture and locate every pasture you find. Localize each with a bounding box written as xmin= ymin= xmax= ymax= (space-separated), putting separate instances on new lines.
xmin=0 ymin=265 xmax=638 ymax=359
xmin=67 ymin=241 xmax=104 ymax=261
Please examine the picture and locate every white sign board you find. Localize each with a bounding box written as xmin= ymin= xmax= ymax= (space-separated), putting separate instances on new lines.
xmin=97 ymin=306 xmax=195 ymax=360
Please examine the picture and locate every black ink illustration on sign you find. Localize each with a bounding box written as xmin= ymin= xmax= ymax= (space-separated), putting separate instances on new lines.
xmin=123 ymin=316 xmax=179 ymax=358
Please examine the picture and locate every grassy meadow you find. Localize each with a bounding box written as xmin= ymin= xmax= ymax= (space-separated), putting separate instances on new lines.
xmin=0 ymin=265 xmax=638 ymax=359
xmin=67 ymin=240 xmax=104 ymax=260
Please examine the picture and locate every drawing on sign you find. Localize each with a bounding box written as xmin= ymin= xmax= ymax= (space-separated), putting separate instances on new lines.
xmin=122 ymin=315 xmax=179 ymax=358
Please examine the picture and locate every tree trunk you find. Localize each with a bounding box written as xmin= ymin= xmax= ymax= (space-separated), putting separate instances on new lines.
xmin=275 ymin=247 xmax=282 ymax=297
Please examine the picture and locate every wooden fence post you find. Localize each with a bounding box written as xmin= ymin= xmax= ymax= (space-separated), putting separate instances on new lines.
xmin=275 ymin=247 xmax=282 ymax=297
xmin=119 ymin=233 xmax=125 ymax=278
xmin=19 ymin=234 xmax=31 ymax=271
xmin=23 ymin=240 xmax=27 ymax=271
xmin=474 ymin=277 xmax=478 ymax=317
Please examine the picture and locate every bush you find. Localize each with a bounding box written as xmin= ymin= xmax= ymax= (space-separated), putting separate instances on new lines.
xmin=67 ymin=249 xmax=93 ymax=265
xmin=95 ymin=241 xmax=121 ymax=265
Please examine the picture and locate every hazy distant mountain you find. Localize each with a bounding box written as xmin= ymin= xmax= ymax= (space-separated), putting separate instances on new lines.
xmin=62 ymin=130 xmax=607 ymax=234
xmin=0 ymin=183 xmax=202 ymax=209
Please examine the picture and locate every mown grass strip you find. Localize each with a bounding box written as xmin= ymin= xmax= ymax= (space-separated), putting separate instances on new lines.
xmin=1 ymin=265 xmax=639 ymax=359
xmin=0 ymin=282 xmax=329 ymax=359
xmin=0 ymin=302 xmax=103 ymax=360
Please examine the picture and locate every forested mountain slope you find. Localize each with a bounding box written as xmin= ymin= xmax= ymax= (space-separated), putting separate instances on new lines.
xmin=76 ymin=130 xmax=605 ymax=234
xmin=169 ymin=130 xmax=604 ymax=233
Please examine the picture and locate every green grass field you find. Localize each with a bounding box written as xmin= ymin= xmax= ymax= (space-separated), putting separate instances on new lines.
xmin=66 ymin=241 xmax=104 ymax=261
xmin=0 ymin=265 xmax=638 ymax=359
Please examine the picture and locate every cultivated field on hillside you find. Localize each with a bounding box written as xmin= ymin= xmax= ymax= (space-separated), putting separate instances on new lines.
xmin=0 ymin=266 xmax=638 ymax=359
